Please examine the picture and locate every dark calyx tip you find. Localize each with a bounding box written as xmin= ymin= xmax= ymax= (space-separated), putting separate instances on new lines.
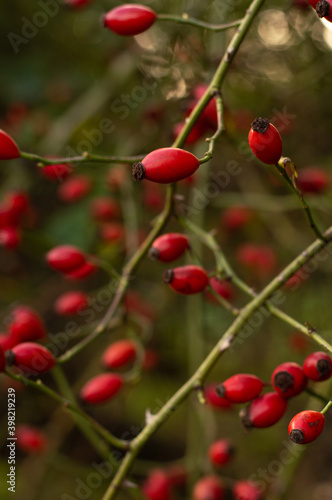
xmin=274 ymin=371 xmax=294 ymax=393
xmin=316 ymin=0 xmax=330 ymax=17
xmin=148 ymin=247 xmax=160 ymax=261
xmin=251 ymin=117 xmax=270 ymax=134
xmin=132 ymin=162 xmax=145 ymax=182
xmin=5 ymin=350 xmax=16 ymax=367
xmin=317 ymin=358 xmax=331 ymax=377
xmin=239 ymin=407 xmax=253 ymax=429
xmin=215 ymin=383 xmax=226 ymax=398
xmin=289 ymin=429 xmax=304 ymax=444
xmin=162 ymin=269 xmax=174 ymax=284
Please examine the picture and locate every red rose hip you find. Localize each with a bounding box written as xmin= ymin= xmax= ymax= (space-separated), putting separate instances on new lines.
xmin=8 ymin=306 xmax=46 ymax=344
xmin=102 ymin=340 xmax=137 ymax=369
xmin=80 ymin=373 xmax=123 ymax=404
xmin=149 ymin=233 xmax=189 ymax=262
xmin=0 ymin=130 xmax=20 ymax=160
xmin=0 ymin=346 xmax=6 ymax=372
xmin=193 ymin=475 xmax=225 ymax=500
xmin=132 ymin=148 xmax=200 ymax=184
xmin=271 ymin=362 xmax=307 ymax=399
xmin=208 ymin=439 xmax=234 ymax=467
xmin=46 ymin=245 xmax=86 ymax=273
xmin=16 ymin=425 xmax=48 ymax=453
xmin=248 ymin=117 xmax=282 ymax=164
xmin=142 ymin=469 xmax=173 ymax=500
xmin=216 ymin=374 xmax=263 ymax=404
xmin=240 ymin=392 xmax=287 ymax=428
xmin=288 ymin=410 xmax=325 ymax=444
xmin=233 ymin=480 xmax=262 ymax=500
xmin=103 ymin=4 xmax=156 ymax=36
xmin=163 ymin=265 xmax=209 ymax=295
xmin=54 ymin=291 xmax=88 ymax=316
xmin=7 ymin=342 xmax=56 ymax=374
xmin=204 ymin=383 xmax=233 ymax=410
xmin=303 ymin=351 xmax=332 ymax=381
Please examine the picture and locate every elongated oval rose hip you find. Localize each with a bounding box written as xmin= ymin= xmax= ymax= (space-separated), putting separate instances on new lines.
xmin=8 ymin=306 xmax=46 ymax=344
xmin=132 ymin=148 xmax=200 ymax=184
xmin=233 ymin=480 xmax=261 ymax=500
xmin=7 ymin=342 xmax=56 ymax=374
xmin=193 ymin=475 xmax=225 ymax=500
xmin=0 ymin=130 xmax=20 ymax=160
xmin=102 ymin=340 xmax=137 ymax=369
xmin=80 ymin=373 xmax=123 ymax=404
xmin=248 ymin=117 xmax=282 ymax=164
xmin=54 ymin=291 xmax=89 ymax=316
xmin=46 ymin=245 xmax=86 ymax=273
xmin=216 ymin=374 xmax=263 ymax=404
xmin=149 ymin=233 xmax=189 ymax=262
xmin=240 ymin=392 xmax=287 ymax=428
xmin=289 ymin=410 xmax=325 ymax=444
xmin=163 ymin=265 xmax=209 ymax=295
xmin=103 ymin=4 xmax=156 ymax=36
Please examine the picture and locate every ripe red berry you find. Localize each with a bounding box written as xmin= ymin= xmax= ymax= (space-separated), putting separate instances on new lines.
xmin=271 ymin=362 xmax=307 ymax=399
xmin=0 ymin=130 xmax=20 ymax=160
xmin=54 ymin=291 xmax=88 ymax=316
xmin=204 ymin=383 xmax=233 ymax=410
xmin=316 ymin=0 xmax=332 ymax=21
xmin=163 ymin=265 xmax=209 ymax=295
xmin=6 ymin=191 xmax=29 ymax=217
xmin=57 ymin=175 xmax=92 ymax=202
xmin=41 ymin=161 xmax=72 ymax=181
xmin=64 ymin=0 xmax=92 ymax=8
xmin=0 ymin=227 xmax=21 ymax=249
xmin=100 ymin=222 xmax=125 ymax=243
xmin=297 ymin=167 xmax=330 ymax=194
xmin=236 ymin=243 xmax=277 ymax=275
xmin=103 ymin=4 xmax=156 ymax=36
xmin=80 ymin=373 xmax=123 ymax=404
xmin=16 ymin=425 xmax=48 ymax=453
xmin=7 ymin=342 xmax=56 ymax=374
xmin=173 ymin=121 xmax=207 ymax=145
xmin=288 ymin=410 xmax=325 ymax=444
xmin=0 ymin=346 xmax=6 ymax=372
xmin=208 ymin=277 xmax=235 ymax=302
xmin=248 ymin=117 xmax=282 ymax=164
xmin=90 ymin=197 xmax=120 ymax=221
xmin=192 ymin=84 xmax=218 ymax=129
xmin=240 ymin=392 xmax=288 ymax=428
xmin=0 ymin=333 xmax=15 ymax=351
xmin=216 ymin=374 xmax=263 ymax=404
xmin=303 ymin=351 xmax=332 ymax=381
xmin=46 ymin=245 xmax=86 ymax=273
xmin=64 ymin=261 xmax=97 ymax=280
xmin=8 ymin=306 xmax=46 ymax=344
xmin=102 ymin=340 xmax=137 ymax=369
xmin=142 ymin=469 xmax=173 ymax=500
xmin=233 ymin=480 xmax=262 ymax=500
xmin=208 ymin=439 xmax=234 ymax=467
xmin=132 ymin=148 xmax=200 ymax=184
xmin=221 ymin=206 xmax=253 ymax=232
xmin=149 ymin=233 xmax=189 ymax=262
xmin=193 ymin=475 xmax=225 ymax=500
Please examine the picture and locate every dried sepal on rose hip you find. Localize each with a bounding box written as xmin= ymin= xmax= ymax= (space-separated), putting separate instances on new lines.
xmin=248 ymin=117 xmax=282 ymax=165
xmin=163 ymin=265 xmax=209 ymax=295
xmin=6 ymin=342 xmax=56 ymax=374
xmin=303 ymin=351 xmax=332 ymax=381
xmin=0 ymin=130 xmax=20 ymax=160
xmin=288 ymin=410 xmax=325 ymax=444
xmin=80 ymin=373 xmax=123 ymax=404
xmin=149 ymin=233 xmax=189 ymax=262
xmin=102 ymin=4 xmax=157 ymax=36
xmin=240 ymin=392 xmax=288 ymax=429
xmin=216 ymin=374 xmax=264 ymax=404
xmin=271 ymin=361 xmax=307 ymax=399
xmin=316 ymin=0 xmax=332 ymax=21
xmin=132 ymin=148 xmax=200 ymax=184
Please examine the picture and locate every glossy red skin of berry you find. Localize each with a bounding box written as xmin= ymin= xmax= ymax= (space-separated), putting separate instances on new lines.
xmin=0 ymin=227 xmax=21 ymax=249
xmin=0 ymin=333 xmax=16 ymax=351
xmin=204 ymin=383 xmax=233 ymax=410
xmin=54 ymin=291 xmax=88 ymax=316
xmin=133 ymin=148 xmax=200 ymax=184
xmin=218 ymin=374 xmax=263 ymax=404
xmin=271 ymin=362 xmax=307 ymax=399
xmin=221 ymin=206 xmax=253 ymax=231
xmin=248 ymin=122 xmax=282 ymax=164
xmin=9 ymin=306 xmax=46 ymax=344
xmin=0 ymin=130 xmax=20 ymax=160
xmin=57 ymin=175 xmax=92 ymax=202
xmin=297 ymin=167 xmax=330 ymax=194
xmin=102 ymin=340 xmax=137 ymax=369
xmin=91 ymin=197 xmax=120 ymax=221
xmin=233 ymin=480 xmax=261 ymax=500
xmin=142 ymin=469 xmax=173 ymax=500
xmin=193 ymin=475 xmax=225 ymax=500
xmin=6 ymin=191 xmax=29 ymax=217
xmin=0 ymin=205 xmax=19 ymax=228
xmin=41 ymin=162 xmax=72 ymax=181
xmin=64 ymin=261 xmax=97 ymax=280
xmin=208 ymin=277 xmax=235 ymax=302
xmin=241 ymin=392 xmax=287 ymax=428
xmin=288 ymin=410 xmax=325 ymax=444
xmin=0 ymin=346 xmax=6 ymax=372
xmin=208 ymin=439 xmax=234 ymax=467
xmin=9 ymin=342 xmax=56 ymax=374
xmin=303 ymin=351 xmax=332 ymax=381
xmin=100 ymin=222 xmax=125 ymax=243
xmin=164 ymin=265 xmax=209 ymax=295
xmin=103 ymin=4 xmax=156 ymax=36
xmin=236 ymin=243 xmax=277 ymax=275
xmin=16 ymin=425 xmax=48 ymax=453
xmin=149 ymin=233 xmax=189 ymax=262
xmin=46 ymin=245 xmax=86 ymax=273
xmin=80 ymin=373 xmax=123 ymax=404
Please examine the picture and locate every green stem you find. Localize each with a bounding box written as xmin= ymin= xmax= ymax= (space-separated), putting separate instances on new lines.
xmin=305 ymin=387 xmax=328 ymax=405
xmin=20 ymin=151 xmax=144 ymax=166
xmin=157 ymin=13 xmax=241 ymax=32
xmin=321 ymin=398 xmax=332 ymax=415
